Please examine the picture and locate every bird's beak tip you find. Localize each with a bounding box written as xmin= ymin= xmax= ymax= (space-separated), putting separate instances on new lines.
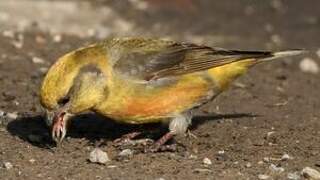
xmin=51 ymin=111 xmax=70 ymax=145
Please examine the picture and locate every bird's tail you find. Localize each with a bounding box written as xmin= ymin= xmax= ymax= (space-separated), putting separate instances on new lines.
xmin=261 ymin=49 xmax=307 ymax=61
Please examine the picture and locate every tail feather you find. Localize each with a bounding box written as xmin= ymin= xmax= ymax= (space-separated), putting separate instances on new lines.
xmin=261 ymin=49 xmax=307 ymax=61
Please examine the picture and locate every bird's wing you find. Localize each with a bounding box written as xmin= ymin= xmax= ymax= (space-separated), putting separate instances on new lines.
xmin=109 ymin=38 xmax=272 ymax=81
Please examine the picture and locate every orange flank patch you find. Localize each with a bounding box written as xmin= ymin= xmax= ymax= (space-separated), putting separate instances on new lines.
xmin=124 ymin=84 xmax=207 ymax=118
xmin=100 ymin=75 xmax=210 ymax=123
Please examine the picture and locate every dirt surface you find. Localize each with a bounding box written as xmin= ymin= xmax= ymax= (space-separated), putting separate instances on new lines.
xmin=0 ymin=0 xmax=320 ymax=179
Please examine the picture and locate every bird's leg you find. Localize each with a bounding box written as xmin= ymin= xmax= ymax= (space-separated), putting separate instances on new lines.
xmin=113 ymin=131 xmax=154 ymax=147
xmin=146 ymin=113 xmax=192 ymax=152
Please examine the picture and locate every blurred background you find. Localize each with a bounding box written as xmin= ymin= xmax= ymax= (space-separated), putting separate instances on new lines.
xmin=1 ymin=0 xmax=319 ymax=49
xmin=0 ymin=1 xmax=320 ymax=180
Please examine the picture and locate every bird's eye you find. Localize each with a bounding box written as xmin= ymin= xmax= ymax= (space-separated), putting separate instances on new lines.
xmin=58 ymin=97 xmax=70 ymax=106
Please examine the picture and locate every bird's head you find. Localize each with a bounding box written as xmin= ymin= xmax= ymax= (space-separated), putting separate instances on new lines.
xmin=40 ymin=46 xmax=109 ymax=144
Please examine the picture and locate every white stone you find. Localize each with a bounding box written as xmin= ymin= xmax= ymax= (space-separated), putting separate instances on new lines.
xmin=203 ymin=157 xmax=212 ymax=165
xmin=263 ymin=157 xmax=270 ymax=163
xmin=0 ymin=110 xmax=5 ymax=117
xmin=107 ymin=165 xmax=117 ymax=168
xmin=269 ymin=163 xmax=284 ymax=173
xmin=281 ymin=153 xmax=291 ymax=161
xmin=188 ymin=154 xmax=198 ymax=159
xmin=316 ymin=49 xmax=320 ymax=58
xmin=3 ymin=162 xmax=13 ymax=169
xmin=89 ymin=148 xmax=110 ymax=164
xmin=53 ymin=34 xmax=62 ymax=43
xmin=287 ymin=172 xmax=301 ymax=180
xmin=118 ymin=149 xmax=133 ymax=157
xmin=300 ymin=58 xmax=319 ymax=74
xmin=12 ymin=41 xmax=23 ymax=49
xmin=29 ymin=159 xmax=36 ymax=164
xmin=301 ymin=167 xmax=320 ymax=179
xmin=6 ymin=112 xmax=18 ymax=119
xmin=245 ymin=162 xmax=252 ymax=168
xmin=2 ymin=30 xmax=14 ymax=38
xmin=258 ymin=174 xmax=270 ymax=180
xmin=32 ymin=57 xmax=45 ymax=64
xmin=39 ymin=67 xmax=49 ymax=73
xmin=267 ymin=131 xmax=275 ymax=137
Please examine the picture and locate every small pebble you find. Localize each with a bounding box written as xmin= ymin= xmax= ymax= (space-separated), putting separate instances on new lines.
xmin=107 ymin=165 xmax=117 ymax=168
xmin=281 ymin=153 xmax=291 ymax=161
xmin=317 ymin=49 xmax=320 ymax=58
xmin=188 ymin=154 xmax=198 ymax=160
xmin=287 ymin=172 xmax=301 ymax=180
xmin=12 ymin=41 xmax=23 ymax=49
xmin=267 ymin=131 xmax=275 ymax=138
xmin=29 ymin=159 xmax=36 ymax=164
xmin=263 ymin=157 xmax=270 ymax=163
xmin=89 ymin=148 xmax=110 ymax=164
xmin=2 ymin=30 xmax=15 ymax=38
xmin=118 ymin=149 xmax=133 ymax=157
xmin=301 ymin=167 xmax=320 ymax=179
xmin=32 ymin=57 xmax=45 ymax=64
xmin=0 ymin=110 xmax=5 ymax=117
xmin=155 ymin=178 xmax=165 ymax=180
xmin=53 ymin=34 xmax=62 ymax=43
xmin=203 ymin=157 xmax=212 ymax=165
xmin=193 ymin=168 xmax=212 ymax=173
xmin=300 ymin=58 xmax=319 ymax=74
xmin=245 ymin=162 xmax=252 ymax=168
xmin=258 ymin=174 xmax=270 ymax=180
xmin=6 ymin=112 xmax=18 ymax=119
xmin=35 ymin=36 xmax=46 ymax=44
xmin=39 ymin=67 xmax=49 ymax=73
xmin=269 ymin=163 xmax=285 ymax=173
xmin=3 ymin=162 xmax=13 ymax=169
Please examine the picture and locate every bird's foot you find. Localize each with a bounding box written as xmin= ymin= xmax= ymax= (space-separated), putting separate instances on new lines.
xmin=144 ymin=132 xmax=176 ymax=153
xmin=113 ymin=132 xmax=154 ymax=147
xmin=113 ymin=132 xmax=141 ymax=145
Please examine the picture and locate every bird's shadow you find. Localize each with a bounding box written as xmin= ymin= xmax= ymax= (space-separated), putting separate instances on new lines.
xmin=6 ymin=112 xmax=258 ymax=149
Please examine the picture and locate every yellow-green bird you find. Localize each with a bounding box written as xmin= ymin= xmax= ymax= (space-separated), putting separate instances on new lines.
xmin=40 ymin=37 xmax=303 ymax=151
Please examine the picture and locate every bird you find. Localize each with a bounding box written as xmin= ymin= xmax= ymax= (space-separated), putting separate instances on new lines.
xmin=40 ymin=37 xmax=304 ymax=152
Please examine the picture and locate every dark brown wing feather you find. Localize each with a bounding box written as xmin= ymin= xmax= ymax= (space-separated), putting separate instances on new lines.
xmin=111 ymin=38 xmax=272 ymax=81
